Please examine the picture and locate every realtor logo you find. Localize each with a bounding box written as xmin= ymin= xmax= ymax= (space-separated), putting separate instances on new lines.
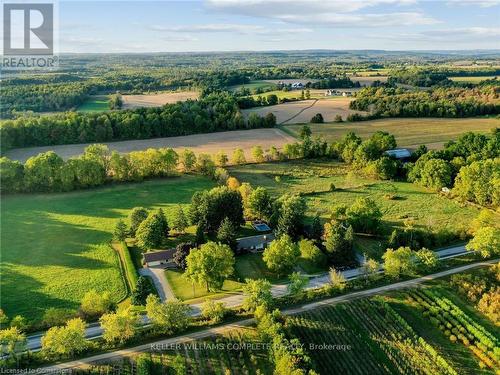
xmin=2 ymin=1 xmax=58 ymax=70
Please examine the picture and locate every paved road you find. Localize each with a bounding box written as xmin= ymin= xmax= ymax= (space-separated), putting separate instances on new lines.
xmin=25 ymin=244 xmax=471 ymax=351
xmin=41 ymin=258 xmax=497 ymax=371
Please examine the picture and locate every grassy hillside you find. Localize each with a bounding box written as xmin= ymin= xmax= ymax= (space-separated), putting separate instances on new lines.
xmin=229 ymin=159 xmax=480 ymax=258
xmin=0 ymin=176 xmax=215 ymax=321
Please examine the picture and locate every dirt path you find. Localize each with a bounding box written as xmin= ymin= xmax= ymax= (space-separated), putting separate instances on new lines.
xmin=280 ymin=99 xmax=318 ymax=125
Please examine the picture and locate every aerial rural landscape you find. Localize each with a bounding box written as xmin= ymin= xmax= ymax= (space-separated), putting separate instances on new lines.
xmin=0 ymin=1 xmax=499 ymax=374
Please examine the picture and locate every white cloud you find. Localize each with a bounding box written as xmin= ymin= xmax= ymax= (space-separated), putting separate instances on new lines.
xmin=150 ymin=23 xmax=313 ymax=35
xmin=206 ymin=0 xmax=417 ymax=15
xmin=205 ymin=0 xmax=438 ymax=28
xmin=369 ymin=27 xmax=500 ymax=43
xmin=446 ymin=0 xmax=500 ymax=8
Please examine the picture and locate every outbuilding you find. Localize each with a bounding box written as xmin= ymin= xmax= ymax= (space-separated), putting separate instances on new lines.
xmin=384 ymin=148 xmax=412 ymax=161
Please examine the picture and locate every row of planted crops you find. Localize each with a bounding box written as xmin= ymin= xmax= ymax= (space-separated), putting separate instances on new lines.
xmin=409 ymin=288 xmax=500 ymax=371
xmin=286 ymin=298 xmax=457 ymax=375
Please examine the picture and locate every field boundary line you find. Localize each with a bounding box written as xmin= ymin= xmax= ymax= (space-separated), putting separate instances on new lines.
xmin=280 ymin=99 xmax=318 ymax=125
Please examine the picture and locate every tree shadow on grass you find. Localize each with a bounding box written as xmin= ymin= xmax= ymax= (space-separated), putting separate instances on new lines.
xmin=0 ymin=265 xmax=80 ymax=321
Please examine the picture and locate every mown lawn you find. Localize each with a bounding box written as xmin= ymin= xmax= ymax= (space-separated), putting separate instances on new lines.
xmin=230 ymin=159 xmax=481 ymax=259
xmin=0 ymin=176 xmax=215 ymax=321
xmin=283 ymin=117 xmax=499 ymax=149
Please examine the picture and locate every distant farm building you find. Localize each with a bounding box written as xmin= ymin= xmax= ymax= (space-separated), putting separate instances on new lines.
xmin=384 ymin=148 xmax=412 ymax=160
xmin=291 ymin=82 xmax=304 ymax=89
xmin=325 ymin=89 xmax=353 ymax=97
xmin=237 ymin=233 xmax=275 ymax=253
xmin=144 ymin=249 xmax=176 ymax=268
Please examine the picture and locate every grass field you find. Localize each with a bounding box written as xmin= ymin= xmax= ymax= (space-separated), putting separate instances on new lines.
xmin=283 ymin=117 xmax=500 ymax=149
xmin=449 ymin=76 xmax=499 ymax=83
xmin=0 ymin=176 xmax=215 ymax=321
xmin=77 ymin=95 xmax=109 ymax=112
xmin=229 ymin=159 xmax=481 ymax=259
xmin=228 ymin=80 xmax=277 ymax=93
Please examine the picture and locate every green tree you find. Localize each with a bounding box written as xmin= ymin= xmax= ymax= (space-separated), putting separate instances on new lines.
xmin=273 ymin=194 xmax=307 ymax=239
xmin=418 ymin=158 xmax=453 ymax=190
xmin=113 ymin=219 xmax=128 ymax=241
xmin=195 ymin=225 xmax=205 ymax=245
xmin=42 ymin=308 xmax=76 ymax=328
xmin=298 ymin=239 xmax=326 ymax=268
xmin=323 ymin=221 xmax=355 ymax=265
xmin=242 ymin=279 xmax=273 ymax=312
xmin=173 ymin=242 xmax=194 ymax=270
xmin=145 ymin=295 xmax=190 ymax=333
xmin=287 ymin=272 xmax=308 ymax=295
xmin=361 ymin=258 xmax=380 ymax=280
xmin=100 ymin=307 xmax=139 ymax=344
xmin=0 ymin=327 xmax=26 ymax=361
xmin=128 ymin=207 xmax=149 ymax=236
xmin=309 ymin=214 xmax=323 ymax=241
xmin=263 ymin=235 xmax=300 ymax=277
xmin=41 ymin=318 xmax=87 ymax=358
xmin=185 ymin=242 xmax=235 ymax=291
xmin=201 ymin=299 xmax=227 ymax=323
xmin=466 ymin=226 xmax=500 ymax=258
xmin=216 ymin=217 xmax=238 ymax=249
xmin=0 ymin=157 xmax=24 ymax=193
xmin=131 ymin=276 xmax=155 ymax=306
xmin=267 ymin=94 xmax=278 ymax=105
xmin=109 ymin=93 xmax=123 ymax=110
xmin=382 ymin=247 xmax=415 ymax=279
xmin=215 ymin=151 xmax=229 ymax=167
xmin=232 ymin=148 xmax=246 ymax=165
xmin=310 ymin=113 xmax=324 ymax=123
xmin=136 ymin=209 xmax=169 ymax=249
xmin=248 ymin=187 xmax=272 ymax=220
xmin=415 ymin=248 xmax=439 ymax=271
xmin=180 ymin=149 xmax=196 ymax=172
xmin=23 ymin=151 xmax=64 ymax=192
xmin=9 ymin=316 xmax=28 ymax=332
xmin=329 ymin=268 xmax=346 ymax=291
xmin=346 ymin=197 xmax=382 ymax=234
xmin=299 ymin=125 xmax=312 ymax=139
xmin=195 ymin=153 xmax=216 ymax=176
xmin=252 ymin=145 xmax=265 ymax=163
xmin=469 ymin=209 xmax=495 ymax=234
xmin=80 ymin=290 xmax=113 ymax=319
xmin=189 ymin=186 xmax=244 ymax=232
xmin=172 ymin=205 xmax=188 ymax=233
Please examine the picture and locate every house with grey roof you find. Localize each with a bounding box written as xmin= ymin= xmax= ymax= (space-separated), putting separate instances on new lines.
xmin=143 ymin=249 xmax=176 ymax=268
xmin=236 ymin=233 xmax=275 ymax=253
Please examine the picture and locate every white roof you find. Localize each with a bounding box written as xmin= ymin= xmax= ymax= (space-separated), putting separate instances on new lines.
xmin=384 ymin=148 xmax=411 ymax=159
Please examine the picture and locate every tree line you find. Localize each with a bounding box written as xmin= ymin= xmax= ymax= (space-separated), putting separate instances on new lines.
xmin=350 ymin=85 xmax=500 ymax=118
xmin=0 ymin=92 xmax=275 ymax=152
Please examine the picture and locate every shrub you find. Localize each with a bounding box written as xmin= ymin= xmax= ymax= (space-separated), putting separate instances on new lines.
xmin=310 ymin=113 xmax=324 ymax=123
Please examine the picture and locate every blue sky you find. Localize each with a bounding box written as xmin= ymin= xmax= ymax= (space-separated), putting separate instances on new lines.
xmin=59 ymin=0 xmax=500 ymax=52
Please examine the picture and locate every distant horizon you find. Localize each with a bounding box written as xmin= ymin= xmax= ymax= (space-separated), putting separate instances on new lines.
xmin=50 ymin=1 xmax=500 ymax=53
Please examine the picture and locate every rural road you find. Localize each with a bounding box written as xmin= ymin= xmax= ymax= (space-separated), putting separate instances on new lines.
xmin=25 ymin=244 xmax=472 ymax=352
xmin=41 ymin=256 xmax=498 ymax=371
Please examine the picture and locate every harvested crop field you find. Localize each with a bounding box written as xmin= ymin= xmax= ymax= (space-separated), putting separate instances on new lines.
xmin=121 ymin=91 xmax=199 ymax=108
xmin=242 ymin=98 xmax=366 ymax=125
xmin=6 ymin=128 xmax=296 ymax=162
xmin=283 ymin=117 xmax=500 ymax=149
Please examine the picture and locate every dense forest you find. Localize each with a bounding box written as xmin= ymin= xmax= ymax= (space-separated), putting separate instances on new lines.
xmin=350 ymin=85 xmax=500 ymax=118
xmin=0 ymin=93 xmax=275 ymax=151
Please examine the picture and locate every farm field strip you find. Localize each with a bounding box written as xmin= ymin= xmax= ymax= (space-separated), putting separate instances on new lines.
xmin=5 ymin=128 xmax=296 ymax=163
xmin=283 ymin=117 xmax=500 ymax=148
xmin=121 ymin=91 xmax=199 ymax=109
